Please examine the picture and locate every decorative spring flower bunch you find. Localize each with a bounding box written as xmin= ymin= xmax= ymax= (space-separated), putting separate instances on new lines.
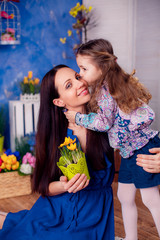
xmin=0 ymin=149 xmax=20 ymax=173
xmin=15 ymin=132 xmax=36 ymax=175
xmin=59 ymin=137 xmax=83 ymax=165
xmin=57 ymin=137 xmax=90 ymax=180
xmin=19 ymin=152 xmax=36 ymax=175
xmin=0 ymin=143 xmax=36 ymax=175
xmin=1 ymin=28 xmax=16 ymax=42
xmin=60 ymin=2 xmax=95 ymax=52
xmin=20 ymin=71 xmax=40 ymax=95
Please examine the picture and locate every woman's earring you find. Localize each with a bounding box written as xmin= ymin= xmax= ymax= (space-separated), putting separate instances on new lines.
xmin=62 ymin=108 xmax=68 ymax=113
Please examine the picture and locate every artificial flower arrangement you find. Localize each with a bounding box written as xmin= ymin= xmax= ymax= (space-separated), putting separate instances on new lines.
xmin=1 ymin=28 xmax=16 ymax=42
xmin=60 ymin=2 xmax=95 ymax=53
xmin=0 ymin=133 xmax=36 ymax=199
xmin=20 ymin=71 xmax=40 ymax=95
xmin=57 ymin=137 xmax=90 ymax=180
xmin=0 ymin=149 xmax=20 ymax=172
xmin=19 ymin=152 xmax=36 ymax=175
xmin=0 ymin=132 xmax=36 ymax=175
xmin=0 ymin=149 xmax=36 ymax=175
xmin=15 ymin=132 xmax=36 ymax=175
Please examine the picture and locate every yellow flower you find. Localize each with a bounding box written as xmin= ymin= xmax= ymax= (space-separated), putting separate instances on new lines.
xmin=29 ymin=80 xmax=34 ymax=85
xmin=81 ymin=5 xmax=85 ymax=11
xmin=67 ymin=30 xmax=72 ymax=37
xmin=69 ymin=9 xmax=78 ymax=18
xmin=28 ymin=71 xmax=33 ymax=79
xmin=0 ymin=162 xmax=6 ymax=169
xmin=12 ymin=161 xmax=19 ymax=170
xmin=34 ymin=78 xmax=40 ymax=85
xmin=23 ymin=76 xmax=29 ymax=84
xmin=67 ymin=143 xmax=77 ymax=151
xmin=76 ymin=2 xmax=80 ymax=7
xmin=6 ymin=157 xmax=12 ymax=165
xmin=88 ymin=6 xmax=92 ymax=12
xmin=1 ymin=153 xmax=7 ymax=162
xmin=11 ymin=155 xmax=17 ymax=165
xmin=64 ymin=137 xmax=75 ymax=145
xmin=59 ymin=137 xmax=76 ymax=148
xmin=6 ymin=163 xmax=11 ymax=171
xmin=59 ymin=143 xmax=65 ymax=148
xmin=10 ymin=14 xmax=14 ymax=19
xmin=60 ymin=37 xmax=66 ymax=44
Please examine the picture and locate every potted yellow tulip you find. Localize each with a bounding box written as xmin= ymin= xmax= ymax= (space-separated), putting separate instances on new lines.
xmin=57 ymin=137 xmax=90 ymax=180
xmin=20 ymin=71 xmax=40 ymax=102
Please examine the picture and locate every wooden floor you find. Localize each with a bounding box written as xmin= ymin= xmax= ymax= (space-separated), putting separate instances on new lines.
xmin=0 ymin=181 xmax=159 ymax=239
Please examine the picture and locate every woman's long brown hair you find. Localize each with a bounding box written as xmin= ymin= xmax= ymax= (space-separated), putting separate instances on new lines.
xmin=32 ymin=65 xmax=114 ymax=196
xmin=77 ymin=39 xmax=151 ymax=113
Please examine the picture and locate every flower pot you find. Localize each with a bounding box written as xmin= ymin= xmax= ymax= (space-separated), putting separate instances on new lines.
xmin=0 ymin=136 xmax=4 ymax=153
xmin=20 ymin=93 xmax=40 ymax=102
xmin=57 ymin=155 xmax=90 ymax=181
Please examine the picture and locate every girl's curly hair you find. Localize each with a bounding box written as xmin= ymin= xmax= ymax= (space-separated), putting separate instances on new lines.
xmin=76 ymin=39 xmax=151 ymax=113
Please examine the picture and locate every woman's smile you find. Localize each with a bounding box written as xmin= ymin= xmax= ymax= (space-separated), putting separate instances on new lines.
xmin=78 ymin=87 xmax=89 ymax=96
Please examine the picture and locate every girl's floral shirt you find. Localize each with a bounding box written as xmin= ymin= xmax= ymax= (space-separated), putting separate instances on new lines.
xmin=75 ymin=85 xmax=158 ymax=158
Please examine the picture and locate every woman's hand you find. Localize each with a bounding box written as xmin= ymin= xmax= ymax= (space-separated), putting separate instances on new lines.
xmin=64 ymin=110 xmax=77 ymax=124
xmin=60 ymin=173 xmax=89 ymax=193
xmin=136 ymin=148 xmax=160 ymax=173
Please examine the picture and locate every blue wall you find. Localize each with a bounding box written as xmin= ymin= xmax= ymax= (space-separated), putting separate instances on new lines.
xmin=0 ymin=0 xmax=82 ymax=148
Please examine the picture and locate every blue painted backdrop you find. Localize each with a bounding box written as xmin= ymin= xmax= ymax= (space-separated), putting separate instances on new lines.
xmin=0 ymin=0 xmax=82 ymax=148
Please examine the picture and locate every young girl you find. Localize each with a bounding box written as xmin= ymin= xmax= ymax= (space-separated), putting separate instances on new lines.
xmin=65 ymin=39 xmax=160 ymax=239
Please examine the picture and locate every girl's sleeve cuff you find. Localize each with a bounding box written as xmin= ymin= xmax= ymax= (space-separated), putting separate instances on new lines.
xmin=75 ymin=112 xmax=81 ymax=125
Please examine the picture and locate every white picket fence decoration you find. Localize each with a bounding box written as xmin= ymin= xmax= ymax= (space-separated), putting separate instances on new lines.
xmin=9 ymin=100 xmax=40 ymax=151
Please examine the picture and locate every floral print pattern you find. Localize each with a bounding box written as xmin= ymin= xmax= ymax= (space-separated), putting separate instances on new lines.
xmin=76 ymin=86 xmax=158 ymax=158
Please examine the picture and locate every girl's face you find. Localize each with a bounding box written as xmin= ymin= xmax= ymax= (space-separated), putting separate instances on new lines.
xmin=76 ymin=54 xmax=102 ymax=86
xmin=54 ymin=67 xmax=90 ymax=111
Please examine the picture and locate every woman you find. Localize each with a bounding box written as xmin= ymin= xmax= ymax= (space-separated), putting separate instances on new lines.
xmin=0 ymin=65 xmax=115 ymax=239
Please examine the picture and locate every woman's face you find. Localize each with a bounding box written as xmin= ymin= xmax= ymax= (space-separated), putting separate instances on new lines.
xmin=54 ymin=67 xmax=90 ymax=111
xmin=76 ymin=54 xmax=102 ymax=85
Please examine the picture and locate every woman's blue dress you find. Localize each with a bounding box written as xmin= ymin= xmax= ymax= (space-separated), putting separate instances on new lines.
xmin=0 ymin=129 xmax=115 ymax=239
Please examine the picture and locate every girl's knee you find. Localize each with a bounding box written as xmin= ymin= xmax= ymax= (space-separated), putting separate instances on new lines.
xmin=140 ymin=187 xmax=160 ymax=209
xmin=117 ymin=189 xmax=135 ymax=205
xmin=117 ymin=184 xmax=136 ymax=205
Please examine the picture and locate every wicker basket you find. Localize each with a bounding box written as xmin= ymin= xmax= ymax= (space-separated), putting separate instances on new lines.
xmin=0 ymin=171 xmax=32 ymax=199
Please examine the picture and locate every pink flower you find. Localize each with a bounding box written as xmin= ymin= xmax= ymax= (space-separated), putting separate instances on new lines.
xmin=8 ymin=37 xmax=14 ymax=41
xmin=22 ymin=155 xmax=28 ymax=164
xmin=22 ymin=152 xmax=36 ymax=168
xmin=26 ymin=152 xmax=32 ymax=159
xmin=6 ymin=28 xmax=15 ymax=34
xmin=28 ymin=156 xmax=36 ymax=168
xmin=1 ymin=33 xmax=10 ymax=41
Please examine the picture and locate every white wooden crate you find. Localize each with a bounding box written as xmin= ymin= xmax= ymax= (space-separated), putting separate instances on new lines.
xmin=9 ymin=100 xmax=40 ymax=151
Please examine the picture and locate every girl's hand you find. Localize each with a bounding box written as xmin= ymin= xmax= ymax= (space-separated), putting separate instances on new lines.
xmin=136 ymin=147 xmax=160 ymax=173
xmin=64 ymin=110 xmax=77 ymax=124
xmin=60 ymin=173 xmax=89 ymax=193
